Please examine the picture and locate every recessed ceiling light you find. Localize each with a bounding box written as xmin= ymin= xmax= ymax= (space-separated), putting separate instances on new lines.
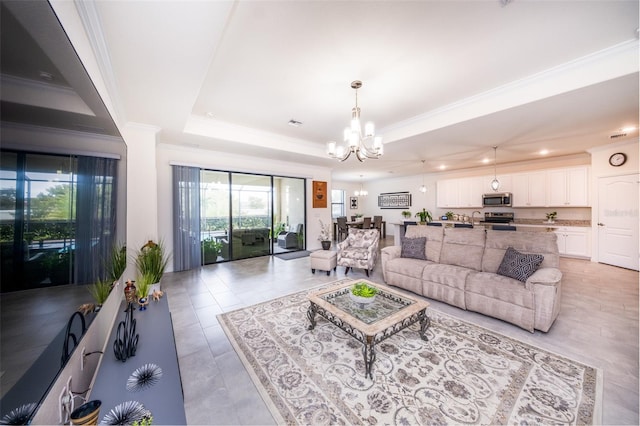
xmin=205 ymin=112 xmax=214 ymax=118
xmin=288 ymin=119 xmax=303 ymax=127
xmin=539 ymin=149 xmax=549 ymax=155
xmin=439 ymin=165 xmax=446 ymax=170
xmin=621 ymin=126 xmax=636 ymax=132
xmin=482 ymin=158 xmax=490 ymax=164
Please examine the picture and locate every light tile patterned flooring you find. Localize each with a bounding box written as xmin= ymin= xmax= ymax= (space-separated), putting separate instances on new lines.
xmin=161 ymin=238 xmax=639 ymax=425
xmin=1 ymin=237 xmax=638 ymax=424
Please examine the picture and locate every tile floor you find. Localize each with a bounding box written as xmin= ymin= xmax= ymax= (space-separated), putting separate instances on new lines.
xmin=160 ymin=237 xmax=639 ymax=425
xmin=1 ymin=236 xmax=638 ymax=424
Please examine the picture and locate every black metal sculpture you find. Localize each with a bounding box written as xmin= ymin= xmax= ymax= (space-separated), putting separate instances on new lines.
xmin=61 ymin=311 xmax=87 ymax=367
xmin=113 ymin=303 xmax=139 ymax=362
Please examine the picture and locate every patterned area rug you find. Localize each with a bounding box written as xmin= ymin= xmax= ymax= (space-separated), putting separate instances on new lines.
xmin=218 ymin=280 xmax=602 ymax=425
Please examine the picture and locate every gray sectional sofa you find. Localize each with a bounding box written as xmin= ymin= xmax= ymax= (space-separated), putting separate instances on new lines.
xmin=381 ymin=226 xmax=563 ymax=332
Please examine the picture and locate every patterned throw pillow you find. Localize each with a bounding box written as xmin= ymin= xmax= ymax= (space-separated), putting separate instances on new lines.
xmin=401 ymin=237 xmax=426 ymax=260
xmin=497 ymin=246 xmax=544 ymax=282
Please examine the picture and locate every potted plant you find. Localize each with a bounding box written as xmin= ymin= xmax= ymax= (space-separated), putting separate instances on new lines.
xmin=136 ymin=273 xmax=154 ymax=311
xmin=415 ymin=208 xmax=432 ymax=225
xmin=445 ymin=211 xmax=454 ymax=221
xmin=106 ymin=243 xmax=127 ymax=282
xmin=88 ymin=279 xmax=112 ymax=311
xmin=401 ymin=211 xmax=412 ymax=219
xmin=350 ymin=281 xmax=378 ymax=307
xmin=318 ymin=219 xmax=332 ymax=250
xmin=134 ymin=240 xmax=170 ymax=295
xmin=354 ymin=213 xmax=364 ymax=222
xmin=202 ymin=238 xmax=222 ymax=263
xmin=545 ymin=211 xmax=557 ymax=223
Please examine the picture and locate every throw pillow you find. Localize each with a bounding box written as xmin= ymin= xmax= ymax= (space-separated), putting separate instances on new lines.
xmin=401 ymin=237 xmax=427 ymax=260
xmin=497 ymin=246 xmax=544 ymax=282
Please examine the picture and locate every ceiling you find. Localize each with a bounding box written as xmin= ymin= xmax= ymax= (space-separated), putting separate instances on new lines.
xmin=2 ymin=1 xmax=638 ymax=182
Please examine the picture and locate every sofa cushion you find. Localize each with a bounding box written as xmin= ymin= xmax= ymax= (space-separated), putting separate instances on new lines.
xmin=440 ymin=228 xmax=486 ymax=271
xmin=386 ymin=257 xmax=431 ymax=279
xmin=483 ymin=230 xmax=559 ymax=273
xmin=421 ymin=263 xmax=472 ymax=291
xmin=405 ymin=225 xmax=444 ymax=262
xmin=497 ymin=247 xmax=544 ymax=282
xmin=401 ymin=237 xmax=426 ymax=260
xmin=466 ymin=272 xmax=535 ymax=309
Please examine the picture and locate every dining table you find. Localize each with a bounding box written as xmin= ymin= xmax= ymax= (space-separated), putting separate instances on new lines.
xmin=333 ymin=220 xmax=386 ymax=240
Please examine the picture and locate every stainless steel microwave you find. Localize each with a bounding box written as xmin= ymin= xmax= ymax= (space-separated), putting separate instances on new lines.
xmin=482 ymin=192 xmax=512 ymax=207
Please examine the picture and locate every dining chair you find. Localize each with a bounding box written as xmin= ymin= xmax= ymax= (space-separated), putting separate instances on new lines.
xmin=372 ymin=216 xmax=382 ymax=235
xmin=350 ymin=216 xmax=356 ymax=221
xmin=336 ymin=216 xmax=349 ymax=241
xmin=362 ymin=217 xmax=372 ymax=229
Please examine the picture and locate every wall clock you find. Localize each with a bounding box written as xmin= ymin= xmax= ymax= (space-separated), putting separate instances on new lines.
xmin=609 ymin=152 xmax=627 ymax=167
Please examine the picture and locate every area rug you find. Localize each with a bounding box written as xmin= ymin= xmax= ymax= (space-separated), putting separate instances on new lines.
xmin=274 ymin=250 xmax=310 ymax=261
xmin=218 ymin=280 xmax=602 ymax=425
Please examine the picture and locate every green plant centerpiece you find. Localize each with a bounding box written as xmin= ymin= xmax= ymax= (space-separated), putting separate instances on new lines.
xmin=415 ymin=208 xmax=432 ymax=224
xmin=401 ymin=210 xmax=412 ymax=219
xmin=134 ymin=240 xmax=170 ymax=295
xmin=350 ymin=281 xmax=378 ymax=307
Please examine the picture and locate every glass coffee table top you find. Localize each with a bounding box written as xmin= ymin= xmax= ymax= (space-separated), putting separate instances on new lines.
xmin=318 ymin=283 xmax=416 ymax=325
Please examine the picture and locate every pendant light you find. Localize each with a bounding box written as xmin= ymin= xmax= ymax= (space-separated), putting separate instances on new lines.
xmin=419 ymin=160 xmax=427 ymax=193
xmin=490 ymin=146 xmax=500 ymax=192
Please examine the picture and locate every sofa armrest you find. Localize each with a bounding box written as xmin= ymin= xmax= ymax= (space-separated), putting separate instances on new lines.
xmin=525 ymin=267 xmax=562 ymax=290
xmin=337 ymin=239 xmax=350 ymax=251
xmin=381 ymin=246 xmax=401 ymax=282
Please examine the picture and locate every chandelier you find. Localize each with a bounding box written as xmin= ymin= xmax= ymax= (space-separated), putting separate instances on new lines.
xmin=327 ymin=80 xmax=383 ymax=162
xmin=354 ymin=175 xmax=368 ymax=196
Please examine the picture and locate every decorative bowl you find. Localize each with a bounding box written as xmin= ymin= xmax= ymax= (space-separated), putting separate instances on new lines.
xmin=350 ymin=293 xmax=376 ymax=307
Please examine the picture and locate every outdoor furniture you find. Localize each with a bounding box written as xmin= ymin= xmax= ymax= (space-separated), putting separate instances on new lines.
xmin=337 ymin=228 xmax=380 ymax=276
xmin=310 ymin=250 xmax=337 ymax=275
xmin=277 ymin=224 xmax=303 ymax=248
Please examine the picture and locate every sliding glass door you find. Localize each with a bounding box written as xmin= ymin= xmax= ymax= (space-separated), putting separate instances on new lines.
xmin=193 ymin=169 xmax=306 ymax=265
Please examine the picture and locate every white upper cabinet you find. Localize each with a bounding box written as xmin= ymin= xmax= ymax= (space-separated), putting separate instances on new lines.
xmin=436 ymin=179 xmax=459 ymax=208
xmin=512 ymin=171 xmax=547 ymax=207
xmin=547 ymin=166 xmax=589 ymax=207
xmin=458 ymin=177 xmax=484 ymax=207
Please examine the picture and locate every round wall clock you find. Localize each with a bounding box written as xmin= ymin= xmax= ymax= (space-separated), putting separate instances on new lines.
xmin=609 ymin=152 xmax=627 ymax=167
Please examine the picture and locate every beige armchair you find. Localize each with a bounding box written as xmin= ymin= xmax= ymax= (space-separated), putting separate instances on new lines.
xmin=337 ymin=228 xmax=380 ymax=276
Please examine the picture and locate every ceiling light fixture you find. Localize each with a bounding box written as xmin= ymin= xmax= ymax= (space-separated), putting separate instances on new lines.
xmin=419 ymin=160 xmax=427 ymax=193
xmin=490 ymin=146 xmax=500 ymax=192
xmin=327 ymin=80 xmax=383 ymax=162
xmin=354 ymin=175 xmax=368 ymax=197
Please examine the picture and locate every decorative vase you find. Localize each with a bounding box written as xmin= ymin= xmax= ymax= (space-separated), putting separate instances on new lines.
xmin=124 ymin=281 xmax=137 ymax=304
xmin=138 ymin=297 xmax=149 ymax=311
xmin=70 ymin=400 xmax=101 ymax=425
xmin=321 ymin=240 xmax=331 ymax=250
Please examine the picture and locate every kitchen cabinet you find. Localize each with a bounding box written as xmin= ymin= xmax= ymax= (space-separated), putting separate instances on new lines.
xmin=547 ymin=167 xmax=589 ymax=207
xmin=554 ymin=226 xmax=591 ymax=258
xmin=512 ymin=171 xmax=547 ymax=207
xmin=437 ymin=177 xmax=484 ymax=208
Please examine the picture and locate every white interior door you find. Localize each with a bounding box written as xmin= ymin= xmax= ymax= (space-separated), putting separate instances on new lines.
xmin=597 ymin=174 xmax=639 ymax=270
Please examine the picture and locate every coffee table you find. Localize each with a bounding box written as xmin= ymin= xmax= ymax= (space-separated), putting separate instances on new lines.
xmin=307 ymin=279 xmax=430 ymax=379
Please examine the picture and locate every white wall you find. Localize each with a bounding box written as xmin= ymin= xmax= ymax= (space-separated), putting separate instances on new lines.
xmin=154 ymin=144 xmax=333 ymax=269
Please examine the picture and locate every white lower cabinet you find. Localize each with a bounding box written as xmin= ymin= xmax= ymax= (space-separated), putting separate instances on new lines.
xmin=554 ymin=227 xmax=591 ymax=258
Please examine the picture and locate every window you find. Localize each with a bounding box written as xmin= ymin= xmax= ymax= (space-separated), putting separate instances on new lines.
xmin=331 ymin=189 xmax=345 ymax=218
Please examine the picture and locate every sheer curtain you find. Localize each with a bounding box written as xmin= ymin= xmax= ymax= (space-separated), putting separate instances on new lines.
xmin=173 ymin=166 xmax=201 ymax=271
xmin=75 ymin=156 xmax=118 ymax=284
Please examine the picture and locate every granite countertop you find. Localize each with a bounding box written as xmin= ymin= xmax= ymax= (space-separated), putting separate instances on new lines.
xmin=512 ymin=219 xmax=591 ymax=227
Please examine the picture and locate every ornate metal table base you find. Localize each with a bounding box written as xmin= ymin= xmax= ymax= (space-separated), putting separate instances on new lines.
xmin=307 ymin=301 xmax=430 ymax=379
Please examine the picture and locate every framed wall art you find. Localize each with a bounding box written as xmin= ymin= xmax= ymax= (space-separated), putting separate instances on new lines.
xmin=378 ymin=191 xmax=412 ymax=209
xmin=312 ymin=180 xmax=327 ymax=208
xmin=350 ymin=197 xmax=358 ymax=209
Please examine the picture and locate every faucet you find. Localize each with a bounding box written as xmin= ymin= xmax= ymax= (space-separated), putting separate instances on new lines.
xmin=472 ymin=211 xmax=482 ymax=225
